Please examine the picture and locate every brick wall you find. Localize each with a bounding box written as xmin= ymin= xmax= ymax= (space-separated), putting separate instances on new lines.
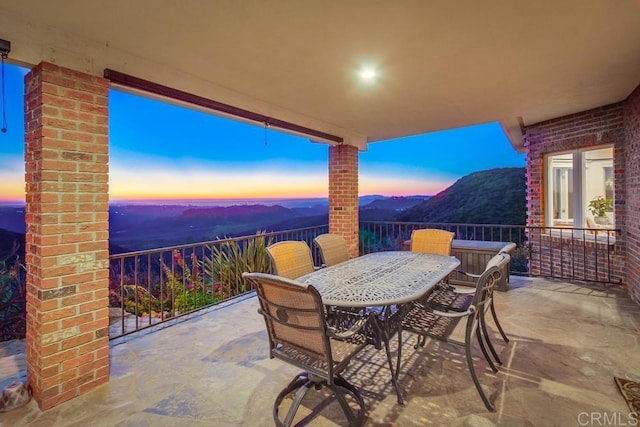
xmin=328 ymin=145 xmax=359 ymax=257
xmin=524 ymin=102 xmax=627 ymax=284
xmin=624 ymin=85 xmax=640 ymax=303
xmin=24 ymin=62 xmax=110 ymax=409
xmin=527 ymin=230 xmax=623 ymax=283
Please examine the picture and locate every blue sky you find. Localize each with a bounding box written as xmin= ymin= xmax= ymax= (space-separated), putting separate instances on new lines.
xmin=0 ymin=63 xmax=524 ymax=202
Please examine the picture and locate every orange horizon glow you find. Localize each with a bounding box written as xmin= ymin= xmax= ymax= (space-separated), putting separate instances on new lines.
xmin=109 ymin=189 xmax=330 ymax=200
xmin=0 ymin=179 xmax=451 ymax=203
xmin=0 ymin=157 xmax=455 ymax=203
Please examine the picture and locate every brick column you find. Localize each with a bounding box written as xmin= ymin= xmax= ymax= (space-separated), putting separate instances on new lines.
xmin=329 ymin=145 xmax=359 ymax=257
xmin=624 ymin=85 xmax=640 ymax=304
xmin=24 ymin=62 xmax=110 ymax=409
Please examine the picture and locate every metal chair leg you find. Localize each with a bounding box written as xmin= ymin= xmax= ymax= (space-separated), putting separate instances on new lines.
xmin=414 ymin=335 xmax=426 ymax=349
xmin=396 ymin=327 xmax=403 ymax=383
xmin=274 ymin=374 xmax=312 ymax=427
xmin=466 ymin=326 xmax=494 ymax=412
xmin=332 ymin=375 xmax=366 ymax=425
xmin=274 ymin=372 xmax=366 ymax=427
xmin=476 ymin=324 xmax=498 ymax=373
xmin=491 ymin=299 xmax=509 ymax=343
xmin=480 ymin=312 xmax=502 ymax=366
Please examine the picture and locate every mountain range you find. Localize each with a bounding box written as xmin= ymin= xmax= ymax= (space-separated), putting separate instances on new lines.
xmin=0 ymin=167 xmax=525 ymax=254
xmin=400 ymin=167 xmax=526 ymax=224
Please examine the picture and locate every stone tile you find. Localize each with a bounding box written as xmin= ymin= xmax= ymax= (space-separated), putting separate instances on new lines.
xmin=1 ymin=280 xmax=639 ymax=425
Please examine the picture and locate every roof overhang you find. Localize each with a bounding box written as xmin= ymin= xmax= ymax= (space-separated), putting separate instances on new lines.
xmin=1 ymin=0 xmax=639 ymax=153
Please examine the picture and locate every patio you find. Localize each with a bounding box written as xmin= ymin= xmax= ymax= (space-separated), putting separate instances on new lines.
xmin=2 ymin=276 xmax=638 ymax=426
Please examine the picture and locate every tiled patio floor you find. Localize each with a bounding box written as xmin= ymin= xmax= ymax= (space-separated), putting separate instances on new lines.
xmin=1 ymin=277 xmax=639 ymax=426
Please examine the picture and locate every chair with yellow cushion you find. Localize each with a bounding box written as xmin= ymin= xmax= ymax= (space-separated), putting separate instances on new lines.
xmin=243 ymin=272 xmax=373 ymax=426
xmin=313 ymin=233 xmax=351 ymax=267
xmin=410 ymin=229 xmax=454 ymax=256
xmin=265 ymin=240 xmax=315 ymax=280
xmin=397 ymin=253 xmax=510 ymax=411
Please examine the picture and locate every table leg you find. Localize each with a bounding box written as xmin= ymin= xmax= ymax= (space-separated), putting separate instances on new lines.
xmin=372 ymin=309 xmax=404 ymax=405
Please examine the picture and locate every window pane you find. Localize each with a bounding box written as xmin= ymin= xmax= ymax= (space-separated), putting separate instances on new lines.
xmin=583 ymin=147 xmax=614 ymax=227
xmin=604 ymin=166 xmax=614 ymax=200
xmin=548 ymin=152 xmax=573 ymax=227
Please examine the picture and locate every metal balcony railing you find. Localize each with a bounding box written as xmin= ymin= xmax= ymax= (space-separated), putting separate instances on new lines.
xmin=359 ymin=221 xmax=621 ymax=284
xmin=108 ymin=225 xmax=328 ymax=339
xmin=108 ymin=221 xmax=622 ymax=340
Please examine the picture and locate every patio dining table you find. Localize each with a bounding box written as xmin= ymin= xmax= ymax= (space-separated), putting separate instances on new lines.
xmin=298 ymin=250 xmax=460 ymax=403
xmin=299 ymin=251 xmax=460 ymax=307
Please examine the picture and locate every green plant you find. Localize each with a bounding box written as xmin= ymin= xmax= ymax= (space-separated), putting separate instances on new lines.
xmin=202 ymin=231 xmax=272 ymax=296
xmin=587 ymin=196 xmax=613 ymax=217
xmin=0 ymin=241 xmax=26 ymax=341
xmin=123 ymin=285 xmax=164 ymax=317
xmin=161 ymin=250 xmax=212 ymax=313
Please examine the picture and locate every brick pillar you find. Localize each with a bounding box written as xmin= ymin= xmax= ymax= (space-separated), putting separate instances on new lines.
xmin=624 ymin=84 xmax=640 ymax=304
xmin=24 ymin=62 xmax=110 ymax=409
xmin=329 ymin=145 xmax=359 ymax=257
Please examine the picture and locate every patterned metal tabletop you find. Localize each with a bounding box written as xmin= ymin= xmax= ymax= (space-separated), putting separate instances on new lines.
xmin=299 ymin=251 xmax=460 ymax=307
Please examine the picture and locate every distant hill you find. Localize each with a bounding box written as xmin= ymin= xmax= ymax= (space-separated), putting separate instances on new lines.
xmin=0 ymin=169 xmax=526 ymax=256
xmin=399 ymin=167 xmax=526 ymax=225
xmin=0 ymin=229 xmax=24 ymax=261
xmin=0 ymin=206 xmax=26 ymax=234
xmin=109 ymin=204 xmax=330 ymax=251
xmin=0 ymin=227 xmax=131 ymax=258
xmin=358 ymin=196 xmax=431 ymax=221
xmin=358 ymin=195 xmax=385 ymax=206
xmin=361 ymin=196 xmax=431 ymax=211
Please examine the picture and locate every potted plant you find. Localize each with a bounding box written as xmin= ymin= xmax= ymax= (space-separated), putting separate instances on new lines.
xmin=588 ymin=196 xmax=613 ymax=225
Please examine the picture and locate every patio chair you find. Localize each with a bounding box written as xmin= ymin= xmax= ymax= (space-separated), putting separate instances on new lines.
xmin=410 ymin=229 xmax=454 ymax=256
xmin=396 ymin=253 xmax=510 ymax=411
xmin=427 ymin=253 xmax=511 ymax=360
xmin=410 ymin=229 xmax=456 ymax=300
xmin=243 ymin=272 xmax=372 ymax=427
xmin=266 ymin=240 xmax=315 ymax=280
xmin=313 ymin=233 xmax=350 ymax=267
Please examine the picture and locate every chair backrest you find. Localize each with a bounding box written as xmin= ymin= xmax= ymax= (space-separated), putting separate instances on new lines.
xmin=265 ymin=241 xmax=315 ymax=280
xmin=243 ymin=272 xmax=330 ymax=361
xmin=313 ymin=233 xmax=350 ymax=267
xmin=472 ymin=253 xmax=511 ymax=310
xmin=499 ymin=242 xmax=517 ymax=254
xmin=410 ymin=229 xmax=455 ymax=255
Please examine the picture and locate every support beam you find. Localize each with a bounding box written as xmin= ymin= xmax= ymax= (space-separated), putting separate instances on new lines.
xmin=104 ymin=69 xmax=344 ymax=144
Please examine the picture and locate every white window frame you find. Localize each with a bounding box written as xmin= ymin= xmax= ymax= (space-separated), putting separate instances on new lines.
xmin=545 ymin=145 xmax=614 ymax=234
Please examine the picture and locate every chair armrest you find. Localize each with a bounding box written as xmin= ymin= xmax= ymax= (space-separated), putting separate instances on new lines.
xmin=327 ymin=315 xmax=370 ymax=339
xmin=435 ymin=281 xmax=455 ymax=291
xmin=435 ymin=278 xmax=476 ymax=294
xmin=431 ymin=308 xmax=473 ymax=318
xmin=455 ymin=269 xmax=481 ymax=279
xmin=451 ymin=287 xmax=476 ymax=294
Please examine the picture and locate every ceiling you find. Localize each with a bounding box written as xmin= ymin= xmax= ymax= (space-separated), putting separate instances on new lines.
xmin=1 ymin=0 xmax=640 ymax=151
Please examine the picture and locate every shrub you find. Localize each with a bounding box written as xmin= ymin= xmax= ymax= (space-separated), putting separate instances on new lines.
xmin=202 ymin=231 xmax=272 ymax=296
xmin=0 ymin=241 xmax=26 ymax=341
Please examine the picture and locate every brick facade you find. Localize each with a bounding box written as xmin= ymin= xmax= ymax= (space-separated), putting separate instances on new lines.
xmin=328 ymin=145 xmax=359 ymax=257
xmin=524 ymin=86 xmax=640 ymax=298
xmin=524 ymin=103 xmax=626 ymax=228
xmin=24 ymin=62 xmax=110 ymax=409
xmin=624 ymin=85 xmax=640 ymax=303
xmin=526 ymin=232 xmax=623 ymax=283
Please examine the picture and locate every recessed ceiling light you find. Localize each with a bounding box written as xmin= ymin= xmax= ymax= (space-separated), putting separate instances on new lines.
xmin=359 ymin=68 xmax=377 ymax=81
